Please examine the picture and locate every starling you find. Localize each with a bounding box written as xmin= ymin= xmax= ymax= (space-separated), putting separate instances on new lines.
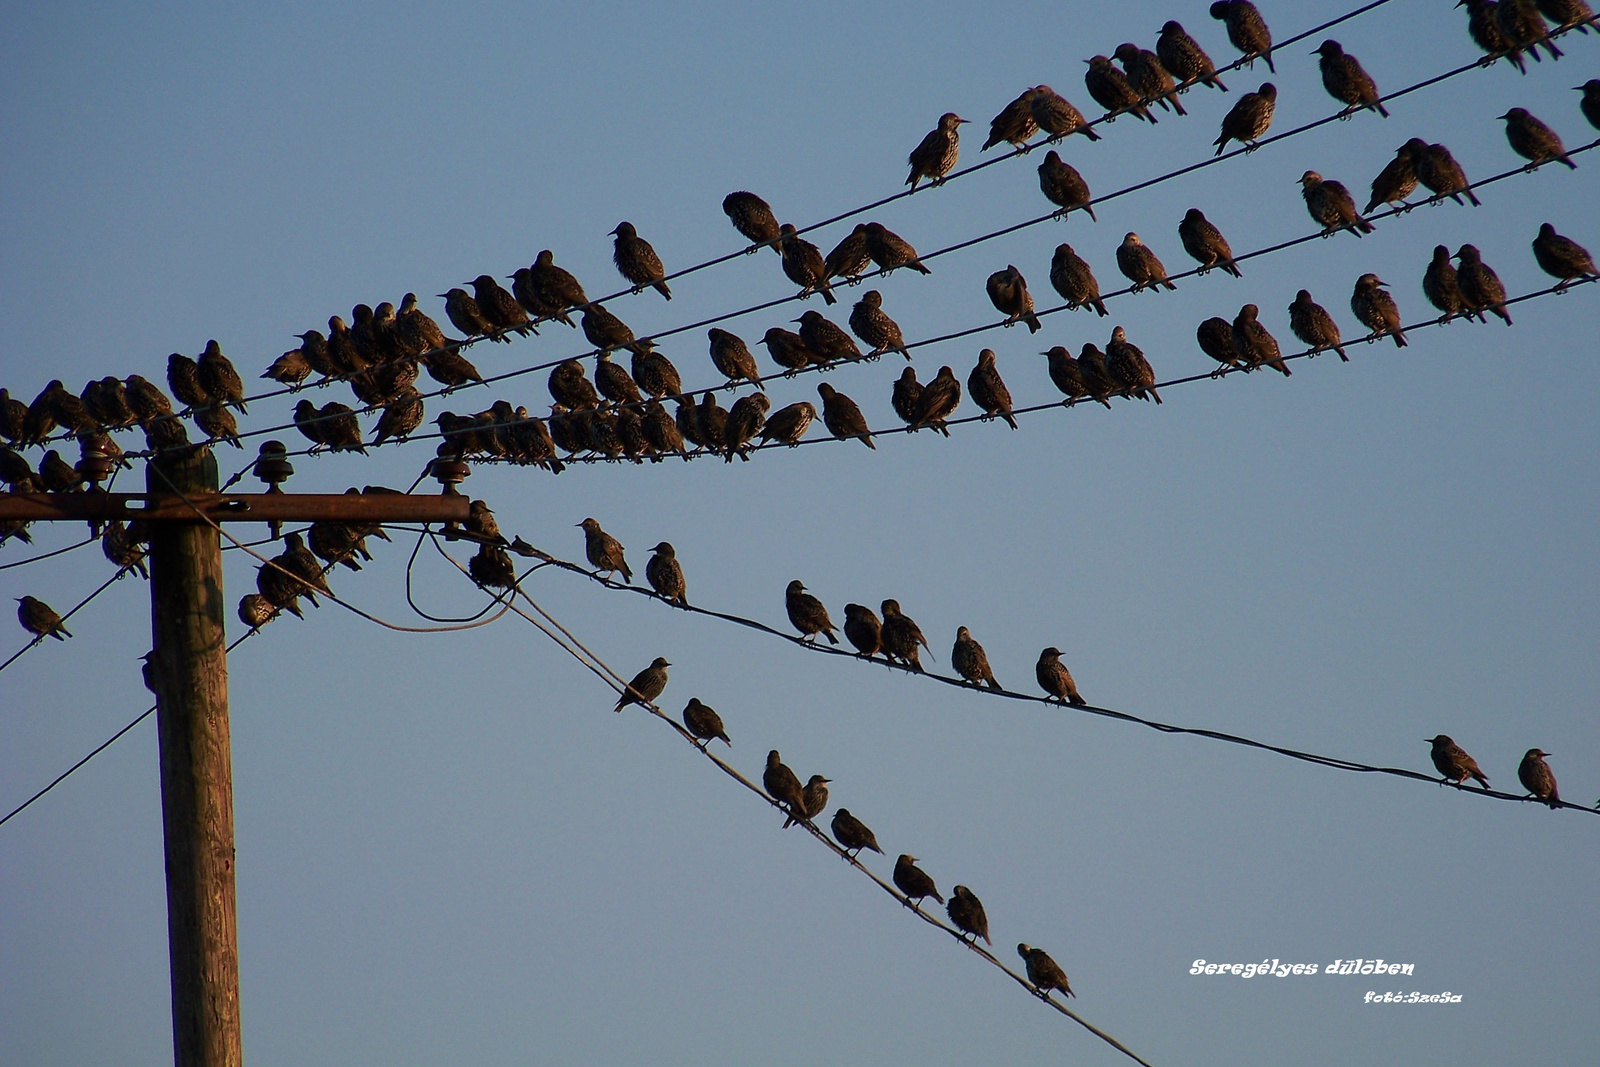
xmin=778 ymin=224 xmax=836 ymax=304
xmin=849 ymin=290 xmax=910 ymax=359
xmin=862 ymin=222 xmax=932 ymax=275
xmin=831 ymin=808 xmax=884 ymax=857
xmin=695 ymin=391 xmax=728 ymax=450
xmin=984 ymin=87 xmax=1041 ymax=150
xmin=1077 ymin=343 xmax=1118 ymax=406
xmin=0 ymin=447 xmax=33 ymax=488
xmin=470 ymin=275 xmax=533 ymax=338
xmin=1114 ymin=42 xmax=1186 ymax=116
xmin=578 ymin=517 xmax=631 ymax=582
xmin=1232 ymin=304 xmax=1291 ymax=376
xmin=280 ymin=531 xmax=332 ymax=598
xmin=581 ymin=303 xmax=648 ymax=356
xmin=166 ymin=353 xmax=209 ymax=413
xmin=466 ymin=499 xmax=505 ymax=546
xmin=1117 ymin=232 xmax=1177 ymax=292
xmin=124 ymin=375 xmax=174 ymax=431
xmin=0 ymin=388 xmax=27 ymax=443
xmin=193 ymin=404 xmax=242 ymax=448
xmin=1580 ymin=79 xmax=1600 ymax=130
xmin=1460 ymin=0 xmax=1524 ymax=72
xmin=987 ymin=265 xmax=1041 ymax=331
xmin=708 ymin=328 xmax=762 ymax=385
xmin=879 ymin=599 xmax=931 ymax=671
xmin=20 ymin=383 xmax=59 ymax=445
xmin=947 ymin=885 xmax=992 ymax=945
xmin=759 ymin=401 xmax=816 ymax=448
xmin=91 ymin=377 xmax=135 ymax=429
xmin=722 ymin=191 xmax=783 ymax=253
xmin=308 ymin=515 xmax=369 ymax=572
xmin=506 ymin=267 xmax=563 ymax=328
xmin=468 ymin=543 xmax=518 ymax=589
xmin=326 ymin=316 xmax=367 ymax=377
xmin=1030 ymin=84 xmax=1103 ymax=138
xmin=263 ymin=347 xmax=313 ymax=389
xmin=785 ymin=579 xmax=838 ymax=644
xmin=1500 ymin=107 xmax=1576 ymax=169
xmin=196 ymin=340 xmax=247 ymax=413
xmin=893 ymin=855 xmax=944 ymax=906
xmin=892 ymin=366 xmax=923 ymax=428
xmin=1037 ymin=151 xmax=1096 ymax=220
xmin=1084 ymin=57 xmax=1155 ymax=123
xmin=372 ymin=302 xmax=406 ymax=361
xmin=347 ymin=303 xmax=384 ymax=364
xmin=422 ymin=347 xmax=484 ymax=389
xmin=1036 ymin=646 xmax=1085 ymax=705
xmin=1213 ymin=82 xmax=1276 ymax=155
xmin=757 ymin=328 xmax=812 ymax=377
xmin=291 ymin=399 xmax=325 ymax=449
xmin=1018 ymin=944 xmax=1076 ymax=998
xmin=16 ymin=595 xmax=70 ymax=640
xmin=595 ymin=352 xmax=644 ymax=405
xmin=39 ymin=450 xmax=84 ymax=492
xmin=842 ymin=603 xmax=882 ymax=657
xmin=237 ymin=592 xmax=278 ymax=633
xmin=1414 ymin=141 xmax=1481 ymax=206
xmin=1300 ymin=171 xmax=1373 ymax=237
xmin=912 ymin=366 xmax=962 ymax=435
xmin=1517 ymin=748 xmax=1560 ymax=807
xmin=610 ymin=221 xmax=671 ymax=299
xmin=585 ymin=406 xmax=625 ymax=462
xmin=1288 ymin=290 xmax=1348 ymax=361
xmin=1455 ymin=244 xmax=1513 ymax=325
xmin=646 ymin=541 xmax=688 ymax=605
xmin=967 ymin=349 xmax=1017 ymax=429
xmin=1050 ymin=243 xmax=1108 ymax=316
xmin=1178 ymin=209 xmax=1241 ymax=276
xmin=817 ymin=382 xmax=875 ymax=449
xmin=906 ymin=112 xmax=968 ymax=190
xmin=1043 ymin=344 xmax=1108 ymax=407
xmin=1315 ymin=41 xmax=1388 ymax=118
xmin=1539 ymin=0 xmax=1596 ymax=34
xmin=1427 ymin=734 xmax=1490 ymax=788
xmin=513 ymin=407 xmax=564 ymax=472
xmin=1196 ymin=317 xmax=1246 ymax=376
xmin=0 ymin=515 xmax=31 ymax=547
xmin=396 ymin=293 xmax=455 ymax=358
xmin=1106 ymin=326 xmax=1162 ymax=402
xmin=617 ymin=408 xmax=651 ymax=463
xmin=614 ymin=656 xmax=670 ymax=712
xmin=1365 ymin=142 xmax=1420 ymax=213
xmin=1351 ymin=274 xmax=1408 ymax=346
xmin=784 ymin=774 xmax=831 ymax=828
xmin=632 ymin=348 xmax=683 ymax=398
xmin=1158 ymin=20 xmax=1228 ymax=91
xmin=952 ymin=626 xmax=1002 ymax=689
xmin=550 ymin=360 xmax=602 ymax=410
xmin=1423 ymin=244 xmax=1467 ymax=323
xmin=682 ymin=698 xmax=729 ymax=747
xmin=440 ymin=287 xmax=498 ymax=340
xmin=144 ymin=414 xmax=191 ymax=452
xmin=548 ymin=404 xmax=584 ymax=456
xmin=763 ymin=750 xmax=807 ymax=816
xmin=1497 ymin=0 xmax=1564 ymax=62
xmin=529 ymin=249 xmax=590 ymax=324
xmin=1531 ymin=222 xmax=1598 ymax=288
xmin=256 ymin=556 xmax=307 ymax=618
xmin=294 ymin=329 xmax=339 ymax=380
xmin=723 ymin=392 xmax=770 ymax=461
xmin=1211 ymin=0 xmax=1275 ymax=72
xmin=796 ymin=309 xmax=863 ymax=365
xmin=823 ymin=224 xmax=873 ymax=285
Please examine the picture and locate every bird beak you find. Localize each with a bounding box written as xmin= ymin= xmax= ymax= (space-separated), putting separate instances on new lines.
xmin=436 ymin=293 xmax=450 ymax=299
xmin=791 ymin=317 xmax=804 ymax=324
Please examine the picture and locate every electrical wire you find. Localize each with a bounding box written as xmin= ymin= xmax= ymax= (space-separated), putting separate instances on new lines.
xmin=0 ymin=567 xmax=135 ymax=676
xmin=0 ymin=535 xmax=98 ymax=571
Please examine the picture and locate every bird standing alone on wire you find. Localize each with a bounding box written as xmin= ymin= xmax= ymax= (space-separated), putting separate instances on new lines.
xmin=1500 ymin=108 xmax=1576 ymax=169
xmin=614 ymin=657 xmax=670 ymax=712
xmin=952 ymin=626 xmax=1002 ymax=689
xmin=1158 ymin=20 xmax=1227 ymax=91
xmin=646 ymin=542 xmax=687 ymax=606
xmin=1352 ymin=274 xmax=1408 ymax=346
xmin=1428 ymin=735 xmax=1490 ymax=788
xmin=16 ymin=596 xmax=71 ymax=641
xmin=1315 ymin=40 xmax=1388 ymax=117
xmin=1288 ymin=290 xmax=1348 ymax=361
xmin=987 ymin=266 xmax=1042 ymax=331
xmin=947 ymin=886 xmax=992 ymax=945
xmin=1211 ymin=0 xmax=1275 ymax=72
xmin=893 ymin=855 xmax=944 ymax=906
xmin=682 ymin=698 xmax=729 ymax=747
xmin=1531 ymin=222 xmax=1598 ymax=288
xmin=610 ymin=221 xmax=672 ymax=299
xmin=967 ymin=350 xmax=1018 ymax=428
xmin=1178 ymin=208 xmax=1241 ymax=276
xmin=906 ymin=112 xmax=968 ymax=190
xmin=1019 ymin=944 xmax=1076 ymax=998
xmin=831 ymin=809 xmax=883 ymax=857
xmin=578 ymin=517 xmax=631 ymax=582
xmin=1517 ymin=748 xmax=1560 ymax=808
xmin=785 ymin=580 xmax=838 ymax=643
xmin=722 ymin=191 xmax=782 ymax=253
xmin=1214 ymin=82 xmax=1276 ymax=154
xmin=1036 ymin=647 xmax=1085 ymax=705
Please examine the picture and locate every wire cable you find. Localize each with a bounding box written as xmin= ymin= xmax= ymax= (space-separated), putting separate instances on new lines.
xmin=0 ymin=535 xmax=98 ymax=571
xmin=0 ymin=567 xmax=134 ymax=675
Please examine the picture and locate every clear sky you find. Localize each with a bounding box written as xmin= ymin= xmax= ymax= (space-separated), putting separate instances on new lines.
xmin=2 ymin=1 xmax=1597 ymax=1064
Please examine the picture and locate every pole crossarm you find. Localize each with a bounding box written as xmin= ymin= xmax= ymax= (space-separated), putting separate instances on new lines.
xmin=0 ymin=492 xmax=469 ymax=524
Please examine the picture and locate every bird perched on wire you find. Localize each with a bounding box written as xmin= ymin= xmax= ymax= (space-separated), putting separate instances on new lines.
xmin=1300 ymin=171 xmax=1373 ymax=237
xmin=842 ymin=603 xmax=882 ymax=657
xmin=1351 ymin=274 xmax=1407 ymax=346
xmin=763 ymin=750 xmax=806 ymax=818
xmin=1050 ymin=243 xmax=1107 ymax=316
xmin=1211 ymin=0 xmax=1274 ymax=71
xmin=796 ymin=309 xmax=863 ymax=366
xmin=193 ymin=404 xmax=242 ymax=448
xmin=1288 ymin=290 xmax=1348 ymax=361
xmin=694 ymin=392 xmax=728 ymax=451
xmin=396 ymin=292 xmax=454 ymax=359
xmin=1196 ymin=317 xmax=1244 ymax=377
xmin=255 ymin=555 xmax=306 ymax=619
xmin=822 ymin=224 xmax=873 ymax=286
xmin=1107 ymin=326 xmax=1162 ymax=402
xmin=1158 ymin=20 xmax=1227 ymax=91
xmin=549 ymin=360 xmax=601 ymax=411
xmin=893 ymin=855 xmax=944 ymax=906
xmin=1497 ymin=0 xmax=1565 ymax=62
xmin=1579 ymin=79 xmax=1600 ymax=129
xmin=470 ymin=275 xmax=533 ymax=338
xmin=1456 ymin=244 xmax=1513 ymax=325
xmin=645 ymin=542 xmax=687 ymax=606
xmin=1214 ymin=82 xmax=1276 ymax=154
xmin=1178 ymin=209 xmax=1241 ymax=277
xmin=759 ymin=401 xmax=815 ymax=449
xmin=785 ymin=580 xmax=838 ymax=643
xmin=261 ymin=348 xmax=312 ymax=389
xmin=906 ymin=112 xmax=968 ymax=190
xmin=784 ymin=774 xmax=831 ymax=828
xmin=849 ymin=290 xmax=910 ymax=359
xmin=817 ymin=382 xmax=875 ymax=449
xmin=984 ymin=87 xmax=1041 ymax=150
xmin=0 ymin=447 xmax=34 ymax=490
xmin=1232 ymin=304 xmax=1291 ymax=376
xmin=1076 ymin=343 xmax=1117 ymax=406
xmin=967 ymin=350 xmax=1017 ymax=429
xmin=1427 ymin=734 xmax=1490 ymax=788
xmin=1114 ymin=42 xmax=1186 ymax=115
xmin=1518 ymin=748 xmax=1560 ymax=807
xmin=681 ymin=698 xmax=729 ymax=748
xmin=469 ymin=543 xmax=517 ymax=589
xmin=440 ymin=287 xmax=499 ymax=341
xmin=280 ymin=531 xmax=332 ymax=600
xmin=632 ymin=349 xmax=682 ymax=399
xmin=528 ymin=249 xmax=589 ymax=326
xmin=291 ymin=329 xmax=338 ymax=381
xmin=594 ymin=352 xmax=643 ymax=406
xmin=952 ymin=626 xmax=1002 ymax=689
xmin=1500 ymin=108 xmax=1576 ymax=169
xmin=1315 ymin=41 xmax=1388 ymax=117
xmin=1365 ymin=141 xmax=1420 ymax=213
xmin=197 ymin=340 xmax=247 ymax=413
xmin=911 ymin=366 xmax=962 ymax=435
xmin=581 ymin=303 xmax=649 ymax=357
xmin=1541 ymin=0 xmax=1597 ymax=35
xmin=610 ymin=221 xmax=672 ymax=299
xmin=1459 ymin=0 xmax=1524 ymax=71
xmin=831 ymin=809 xmax=883 ymax=857
xmin=1084 ymin=56 xmax=1155 ymax=123
xmin=761 ymin=328 xmax=814 ymax=377
xmin=778 ymin=223 xmax=836 ymax=304
xmin=166 ymin=353 xmax=209 ymax=414
xmin=39 ymin=450 xmax=83 ymax=492
xmin=880 ymin=599 xmax=932 ymax=671
xmin=707 ymin=328 xmax=762 ymax=386
xmin=1018 ymin=944 xmax=1075 ymax=998
xmin=722 ymin=191 xmax=782 ymax=253
xmin=16 ymin=595 xmax=71 ymax=640
xmin=421 ymin=347 xmax=483 ymax=390
xmin=1030 ymin=84 xmax=1102 ymax=139
xmin=1412 ymin=140 xmax=1480 ymax=206
xmin=1423 ymin=245 xmax=1467 ymax=323
xmin=1036 ymin=647 xmax=1085 ymax=705
xmin=237 ymin=593 xmax=278 ymax=633
xmin=1531 ymin=222 xmax=1597 ymax=288
xmin=1042 ymin=344 xmax=1106 ymax=407
xmin=723 ymin=392 xmax=770 ymax=461
xmin=0 ymin=388 xmax=28 ymax=444
xmin=578 ymin=517 xmax=631 ymax=582
xmin=1037 ymin=151 xmax=1095 ymax=221
xmin=947 ymin=886 xmax=992 ymax=944
xmin=987 ymin=265 xmax=1042 ymax=331
xmin=101 ymin=520 xmax=149 ymax=578
xmin=863 ymin=222 xmax=932 ymax=275
xmin=892 ymin=366 xmax=923 ymax=429
xmin=1117 ymin=232 xmax=1177 ymax=292
xmin=614 ymin=657 xmax=670 ymax=712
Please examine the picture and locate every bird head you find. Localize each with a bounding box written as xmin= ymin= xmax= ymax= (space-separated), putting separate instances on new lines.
xmin=1313 ymin=40 xmax=1341 ymax=57
xmin=1041 ymin=646 xmax=1062 ymax=659
xmin=610 ymin=222 xmax=635 ymax=237
xmin=1299 ymin=170 xmax=1321 ymax=187
xmin=650 ymin=541 xmax=674 ymax=555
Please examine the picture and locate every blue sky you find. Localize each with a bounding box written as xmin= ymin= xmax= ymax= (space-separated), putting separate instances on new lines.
xmin=2 ymin=2 xmax=1597 ymax=1064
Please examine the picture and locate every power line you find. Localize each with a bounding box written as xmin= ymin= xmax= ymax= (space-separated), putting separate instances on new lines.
xmin=0 ymin=535 xmax=98 ymax=571
xmin=0 ymin=567 xmax=137 ymax=676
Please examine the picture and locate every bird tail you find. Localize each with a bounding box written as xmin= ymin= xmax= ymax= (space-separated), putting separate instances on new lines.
xmin=1213 ymin=134 xmax=1228 ymax=155
xmin=986 ymin=676 xmax=1003 ymax=691
xmin=1558 ymin=155 xmax=1578 ymax=171
xmin=620 ymin=566 xmax=633 ymax=583
xmin=1269 ymin=359 xmax=1291 ymax=378
xmin=819 ymin=283 xmax=837 ymax=306
xmin=1170 ymin=95 xmax=1188 ymax=117
xmin=823 ymin=629 xmax=839 ymax=645
xmin=1264 ymin=52 xmax=1276 ymax=74
xmin=654 ymin=281 xmax=673 ymax=300
xmin=1223 ymin=262 xmax=1242 ymax=278
xmin=1024 ymin=314 xmax=1042 ymax=333
xmin=1148 ymin=386 xmax=1164 ymax=404
xmin=1391 ymin=329 xmax=1408 ymax=348
xmin=1002 ymin=411 xmax=1018 ymax=429
xmin=1069 ymin=694 xmax=1086 ymax=707
xmin=1081 ymin=126 xmax=1102 ymax=142
xmin=910 ymin=261 xmax=932 ymax=275
xmin=53 ymin=626 xmax=71 ymax=640
xmin=1493 ymin=306 xmax=1512 ymax=326
xmin=1210 ymin=75 xmax=1229 ymax=92
xmin=1472 ymin=772 xmax=1489 ymax=789
xmin=1334 ymin=344 xmax=1349 ymax=362
xmin=1375 ymin=102 xmax=1390 ymax=118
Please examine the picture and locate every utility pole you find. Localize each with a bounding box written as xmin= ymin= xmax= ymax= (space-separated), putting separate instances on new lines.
xmin=0 ymin=443 xmax=469 ymax=1067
